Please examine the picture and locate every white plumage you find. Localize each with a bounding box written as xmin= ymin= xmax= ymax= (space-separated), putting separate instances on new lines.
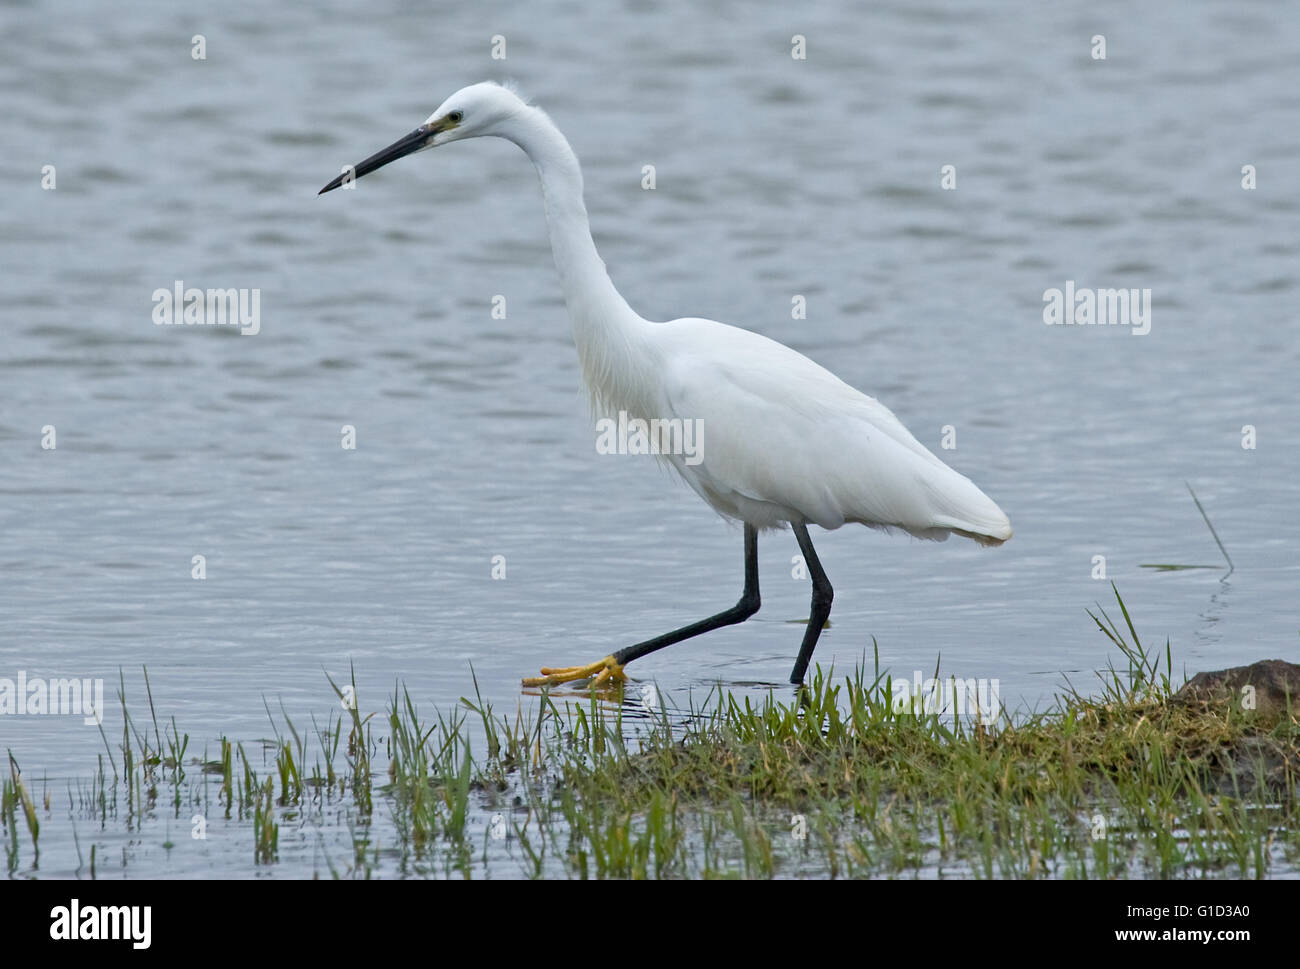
xmin=320 ymin=81 xmax=1011 ymax=685
xmin=650 ymin=318 xmax=1011 ymax=542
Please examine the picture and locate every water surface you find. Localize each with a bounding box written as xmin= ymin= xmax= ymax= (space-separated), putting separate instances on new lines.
xmin=2 ymin=0 xmax=1298 ymax=877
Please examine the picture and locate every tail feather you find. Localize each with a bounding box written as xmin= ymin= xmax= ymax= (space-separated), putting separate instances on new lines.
xmin=920 ymin=461 xmax=1012 ymax=546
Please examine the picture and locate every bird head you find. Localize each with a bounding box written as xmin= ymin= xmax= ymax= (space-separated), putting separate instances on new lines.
xmin=318 ymin=81 xmax=529 ymax=194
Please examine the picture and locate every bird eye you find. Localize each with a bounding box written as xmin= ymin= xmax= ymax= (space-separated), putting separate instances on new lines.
xmin=448 ymin=111 xmax=463 ymax=123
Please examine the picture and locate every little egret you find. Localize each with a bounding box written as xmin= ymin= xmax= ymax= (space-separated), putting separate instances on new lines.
xmin=320 ymin=82 xmax=1012 ymax=687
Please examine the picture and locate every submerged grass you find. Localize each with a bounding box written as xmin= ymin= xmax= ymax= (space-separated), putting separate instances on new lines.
xmin=3 ymin=587 xmax=1296 ymax=878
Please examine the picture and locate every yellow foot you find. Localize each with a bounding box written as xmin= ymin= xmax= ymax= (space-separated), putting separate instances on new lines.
xmin=522 ymin=655 xmax=627 ymax=688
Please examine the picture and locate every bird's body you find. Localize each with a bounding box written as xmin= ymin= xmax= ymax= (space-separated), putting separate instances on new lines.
xmin=602 ymin=315 xmax=1010 ymax=542
xmin=320 ymin=81 xmax=1010 ymax=685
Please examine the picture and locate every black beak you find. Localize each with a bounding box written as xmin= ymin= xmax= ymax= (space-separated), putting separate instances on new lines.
xmin=318 ymin=121 xmax=444 ymax=194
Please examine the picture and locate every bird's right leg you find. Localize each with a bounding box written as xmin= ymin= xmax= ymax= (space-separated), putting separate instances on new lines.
xmin=787 ymin=522 xmax=834 ymax=685
xmin=522 ymin=524 xmax=761 ymax=687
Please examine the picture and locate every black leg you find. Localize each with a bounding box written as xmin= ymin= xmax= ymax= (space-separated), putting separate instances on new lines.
xmin=612 ymin=523 xmax=761 ymax=666
xmin=788 ymin=522 xmax=833 ymax=684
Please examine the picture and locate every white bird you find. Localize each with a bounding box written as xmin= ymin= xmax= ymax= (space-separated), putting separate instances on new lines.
xmin=320 ymin=82 xmax=1012 ymax=687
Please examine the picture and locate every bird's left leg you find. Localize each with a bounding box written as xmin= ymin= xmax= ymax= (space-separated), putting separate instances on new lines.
xmin=523 ymin=524 xmax=761 ymax=688
xmin=788 ymin=522 xmax=834 ymax=684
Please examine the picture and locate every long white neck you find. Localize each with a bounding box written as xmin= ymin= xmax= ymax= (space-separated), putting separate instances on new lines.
xmin=502 ymin=108 xmax=653 ymax=416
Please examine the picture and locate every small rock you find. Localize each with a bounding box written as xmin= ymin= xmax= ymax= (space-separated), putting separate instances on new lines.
xmin=1175 ymin=659 xmax=1300 ymax=723
xmin=1174 ymin=660 xmax=1300 ymax=793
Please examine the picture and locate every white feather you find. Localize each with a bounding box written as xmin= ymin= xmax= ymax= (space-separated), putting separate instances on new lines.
xmin=428 ymin=83 xmax=1012 ymax=546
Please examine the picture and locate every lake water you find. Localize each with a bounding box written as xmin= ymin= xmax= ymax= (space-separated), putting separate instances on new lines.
xmin=2 ymin=0 xmax=1298 ymax=877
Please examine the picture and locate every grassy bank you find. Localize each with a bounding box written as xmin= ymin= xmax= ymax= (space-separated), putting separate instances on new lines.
xmin=4 ymin=588 xmax=1297 ymax=878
